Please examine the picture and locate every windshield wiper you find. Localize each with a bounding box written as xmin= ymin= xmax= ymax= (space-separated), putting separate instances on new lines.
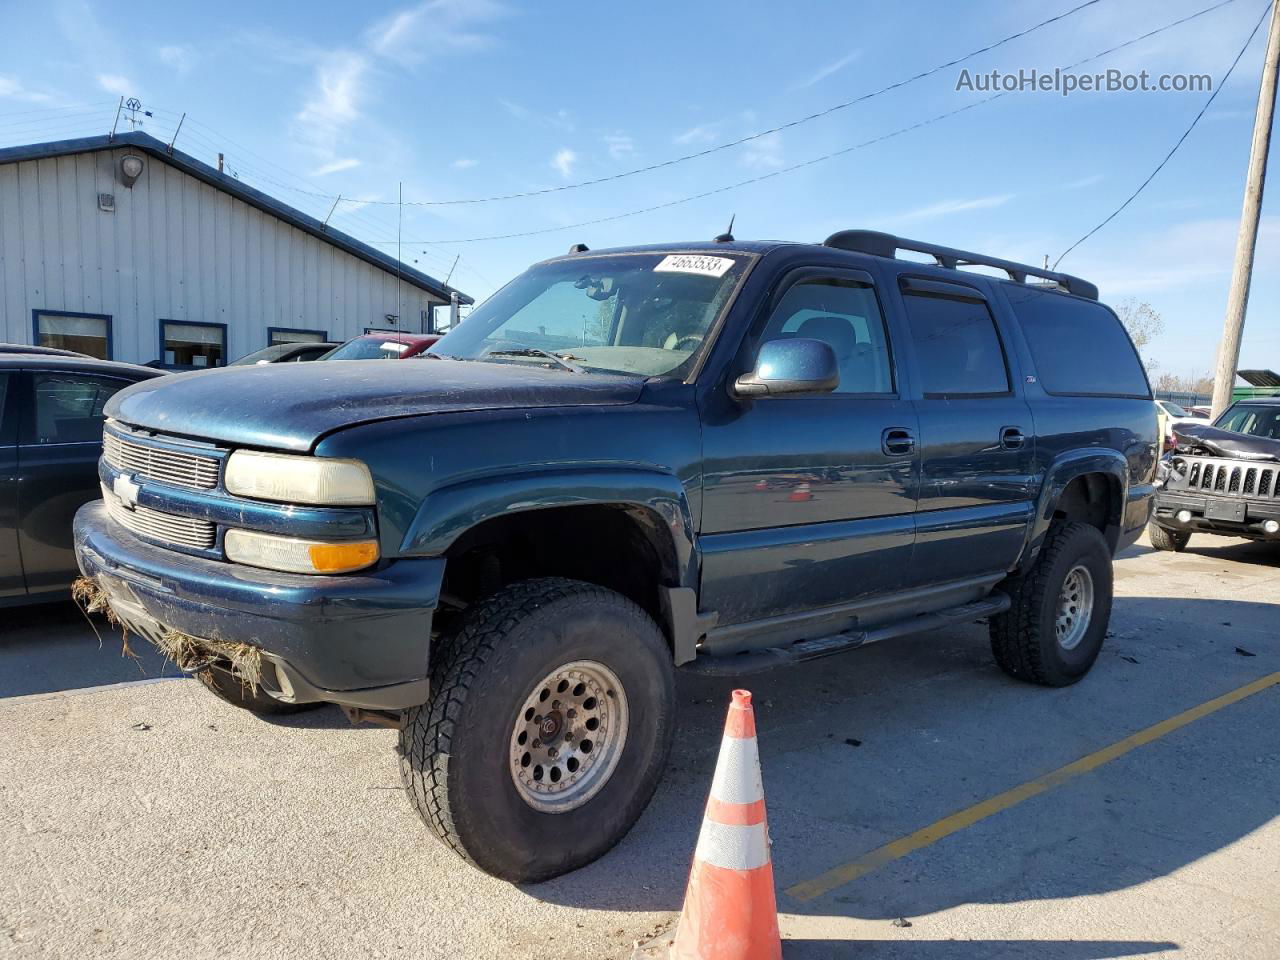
xmin=484 ymin=345 xmax=586 ymax=374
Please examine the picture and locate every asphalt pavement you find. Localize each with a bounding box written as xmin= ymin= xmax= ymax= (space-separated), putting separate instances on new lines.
xmin=3 ymin=532 xmax=1279 ymax=959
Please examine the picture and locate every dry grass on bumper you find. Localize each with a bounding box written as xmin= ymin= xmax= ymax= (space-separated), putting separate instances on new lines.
xmin=72 ymin=576 xmax=264 ymax=692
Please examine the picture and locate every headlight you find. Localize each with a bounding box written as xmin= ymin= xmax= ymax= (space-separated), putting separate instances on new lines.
xmin=224 ymin=529 xmax=379 ymax=574
xmin=225 ymin=450 xmax=374 ymax=505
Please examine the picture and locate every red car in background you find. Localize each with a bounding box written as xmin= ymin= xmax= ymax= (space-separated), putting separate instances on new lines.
xmin=320 ymin=332 xmax=440 ymax=361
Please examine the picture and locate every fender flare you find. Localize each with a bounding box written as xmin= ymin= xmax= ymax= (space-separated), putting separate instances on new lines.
xmin=400 ymin=466 xmax=699 ymax=590
xmin=1020 ymin=449 xmax=1129 ymax=566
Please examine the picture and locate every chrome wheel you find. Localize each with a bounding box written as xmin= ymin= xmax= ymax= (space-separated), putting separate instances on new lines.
xmin=509 ymin=660 xmax=629 ymax=813
xmin=1055 ymin=565 xmax=1094 ymax=651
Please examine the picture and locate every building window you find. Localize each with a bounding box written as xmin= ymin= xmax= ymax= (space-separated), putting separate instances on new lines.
xmin=161 ymin=321 xmax=226 ymax=369
xmin=34 ymin=311 xmax=111 ymax=360
xmin=268 ymin=327 xmax=328 ymax=346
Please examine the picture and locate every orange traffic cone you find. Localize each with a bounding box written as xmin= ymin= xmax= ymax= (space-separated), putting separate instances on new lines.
xmin=671 ymin=689 xmax=781 ymax=960
xmin=788 ymin=483 xmax=811 ymax=502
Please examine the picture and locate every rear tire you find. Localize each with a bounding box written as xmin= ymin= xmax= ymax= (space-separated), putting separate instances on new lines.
xmin=1148 ymin=522 xmax=1191 ymax=552
xmin=990 ymin=521 xmax=1113 ymax=687
xmin=399 ymin=577 xmax=675 ymax=882
xmin=196 ymin=664 xmax=324 ymax=715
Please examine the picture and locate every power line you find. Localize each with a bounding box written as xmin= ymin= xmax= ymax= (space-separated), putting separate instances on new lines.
xmin=362 ymin=0 xmax=1244 ymax=245
xmin=210 ymin=0 xmax=1122 ymax=208
xmin=1054 ymin=0 xmax=1274 ymax=268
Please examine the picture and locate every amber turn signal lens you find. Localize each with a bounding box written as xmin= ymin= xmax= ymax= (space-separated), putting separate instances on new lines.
xmin=308 ymin=540 xmax=380 ymax=573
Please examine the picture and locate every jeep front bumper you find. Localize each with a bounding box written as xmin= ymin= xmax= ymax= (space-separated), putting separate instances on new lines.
xmin=74 ymin=501 xmax=443 ymax=710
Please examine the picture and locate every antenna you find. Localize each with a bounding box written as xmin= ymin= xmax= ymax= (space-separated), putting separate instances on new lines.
xmin=109 ymin=96 xmax=123 ymax=141
xmin=396 ymin=181 xmax=403 ymax=343
xmin=714 ymin=214 xmax=735 ymax=243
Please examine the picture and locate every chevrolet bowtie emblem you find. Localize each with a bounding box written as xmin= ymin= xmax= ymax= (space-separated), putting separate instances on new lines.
xmin=113 ymin=474 xmax=141 ymax=510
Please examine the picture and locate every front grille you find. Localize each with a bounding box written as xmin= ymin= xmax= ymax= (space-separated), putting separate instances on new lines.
xmin=102 ymin=484 xmax=216 ymax=550
xmin=103 ymin=429 xmax=219 ymax=490
xmin=1169 ymin=456 xmax=1280 ymax=499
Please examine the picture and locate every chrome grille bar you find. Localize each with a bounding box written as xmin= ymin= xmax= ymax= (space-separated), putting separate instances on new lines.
xmin=101 ymin=484 xmax=216 ymax=550
xmin=103 ymin=429 xmax=219 ymax=490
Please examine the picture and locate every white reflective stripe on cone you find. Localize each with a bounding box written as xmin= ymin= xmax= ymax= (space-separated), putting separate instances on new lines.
xmin=694 ymin=819 xmax=770 ymax=871
xmin=709 ymin=734 xmax=765 ymax=805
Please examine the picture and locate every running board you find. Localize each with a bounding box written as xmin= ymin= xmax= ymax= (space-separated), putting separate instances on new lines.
xmin=681 ymin=594 xmax=1011 ymax=677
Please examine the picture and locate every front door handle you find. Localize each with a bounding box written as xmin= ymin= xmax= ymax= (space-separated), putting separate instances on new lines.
xmin=1001 ymin=426 xmax=1027 ymax=450
xmin=881 ymin=427 xmax=915 ymax=457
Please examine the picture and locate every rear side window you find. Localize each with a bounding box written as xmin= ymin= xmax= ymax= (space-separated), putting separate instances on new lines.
xmin=29 ymin=373 xmax=129 ymax=444
xmin=1004 ymin=286 xmax=1151 ymax=398
xmin=900 ymin=288 xmax=1010 ymax=397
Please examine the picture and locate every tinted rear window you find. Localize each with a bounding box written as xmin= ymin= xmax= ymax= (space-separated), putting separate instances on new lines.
xmin=901 ymin=290 xmax=1010 ymax=397
xmin=1004 ymin=286 xmax=1150 ymax=398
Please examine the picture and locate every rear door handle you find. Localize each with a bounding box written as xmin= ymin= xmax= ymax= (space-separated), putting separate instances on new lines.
xmin=1001 ymin=426 xmax=1027 ymax=450
xmin=881 ymin=427 xmax=915 ymax=456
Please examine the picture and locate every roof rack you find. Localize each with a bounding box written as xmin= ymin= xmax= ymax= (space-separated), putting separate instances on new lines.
xmin=823 ymin=229 xmax=1098 ymax=301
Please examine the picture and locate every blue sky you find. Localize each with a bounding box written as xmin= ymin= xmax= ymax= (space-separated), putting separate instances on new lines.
xmin=1 ymin=0 xmax=1276 ymax=380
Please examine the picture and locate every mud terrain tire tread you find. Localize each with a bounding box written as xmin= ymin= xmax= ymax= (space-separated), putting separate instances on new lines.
xmin=989 ymin=521 xmax=1113 ymax=687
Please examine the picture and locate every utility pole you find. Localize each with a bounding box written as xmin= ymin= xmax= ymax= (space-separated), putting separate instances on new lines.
xmin=1212 ymin=0 xmax=1280 ymax=419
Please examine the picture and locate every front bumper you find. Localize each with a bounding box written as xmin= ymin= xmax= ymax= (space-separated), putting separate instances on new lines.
xmin=1153 ymin=490 xmax=1280 ymax=540
xmin=74 ymin=501 xmax=444 ymax=709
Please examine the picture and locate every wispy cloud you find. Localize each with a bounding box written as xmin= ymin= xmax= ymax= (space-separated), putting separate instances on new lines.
xmin=0 ymin=75 xmax=52 ymax=103
xmin=873 ymin=194 xmax=1016 ymax=227
xmin=367 ymin=0 xmax=507 ymax=66
xmin=741 ymin=131 xmax=783 ymax=169
xmin=312 ymin=157 xmax=361 ymax=176
xmin=604 ymin=133 xmax=635 ymax=160
xmin=793 ymin=50 xmax=860 ymax=91
xmin=674 ymin=124 xmax=717 ymax=145
xmin=451 ymin=157 xmax=478 ymax=169
xmin=157 ymin=44 xmax=197 ymax=74
xmin=1061 ymin=173 xmax=1103 ymax=190
xmin=293 ymin=50 xmax=369 ymax=156
xmin=96 ymin=73 xmax=134 ymax=96
xmin=551 ymin=148 xmax=577 ymax=179
xmin=500 ymin=98 xmax=574 ymax=131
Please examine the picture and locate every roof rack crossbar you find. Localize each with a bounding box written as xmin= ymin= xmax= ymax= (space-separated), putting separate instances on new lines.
xmin=822 ymin=229 xmax=1098 ymax=300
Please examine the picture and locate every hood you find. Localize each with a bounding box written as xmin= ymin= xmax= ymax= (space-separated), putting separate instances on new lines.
xmin=107 ymin=358 xmax=644 ymax=452
xmin=1172 ymin=421 xmax=1280 ymax=463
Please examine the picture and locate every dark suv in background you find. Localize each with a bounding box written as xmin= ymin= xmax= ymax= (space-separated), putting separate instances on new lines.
xmin=75 ymin=230 xmax=1157 ymax=881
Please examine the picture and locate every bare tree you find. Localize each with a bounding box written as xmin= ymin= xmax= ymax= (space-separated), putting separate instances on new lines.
xmin=1113 ymin=299 xmax=1165 ymax=372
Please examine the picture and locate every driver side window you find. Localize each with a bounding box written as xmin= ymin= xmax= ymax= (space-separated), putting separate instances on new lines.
xmin=758 ymin=277 xmax=894 ymax=395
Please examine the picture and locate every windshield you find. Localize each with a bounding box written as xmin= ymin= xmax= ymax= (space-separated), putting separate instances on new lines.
xmin=230 ymin=344 xmax=297 ymax=366
xmin=1161 ymin=401 xmax=1189 ymax=417
xmin=428 ymin=252 xmax=750 ymax=377
xmin=322 ymin=337 xmax=413 ymax=361
xmin=1216 ymin=404 xmax=1280 ymax=439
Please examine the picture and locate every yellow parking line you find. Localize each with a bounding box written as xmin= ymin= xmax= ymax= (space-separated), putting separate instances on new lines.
xmin=786 ymin=671 xmax=1280 ymax=902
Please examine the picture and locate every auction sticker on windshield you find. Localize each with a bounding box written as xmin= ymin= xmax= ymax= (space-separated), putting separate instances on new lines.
xmin=653 ymin=254 xmax=735 ymax=278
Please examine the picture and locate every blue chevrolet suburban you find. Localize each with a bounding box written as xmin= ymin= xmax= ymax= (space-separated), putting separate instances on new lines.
xmin=75 ymin=231 xmax=1157 ymax=881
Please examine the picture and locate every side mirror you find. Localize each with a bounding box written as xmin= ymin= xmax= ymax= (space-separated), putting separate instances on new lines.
xmin=733 ymin=338 xmax=839 ymax=398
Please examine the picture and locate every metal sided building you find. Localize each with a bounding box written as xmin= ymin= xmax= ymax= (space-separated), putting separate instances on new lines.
xmin=0 ymin=132 xmax=471 ymax=368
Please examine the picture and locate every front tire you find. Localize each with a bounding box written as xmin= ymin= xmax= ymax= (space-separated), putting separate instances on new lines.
xmin=399 ymin=578 xmax=676 ymax=882
xmin=990 ymin=521 xmax=1114 ymax=687
xmin=1148 ymin=521 xmax=1191 ymax=552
